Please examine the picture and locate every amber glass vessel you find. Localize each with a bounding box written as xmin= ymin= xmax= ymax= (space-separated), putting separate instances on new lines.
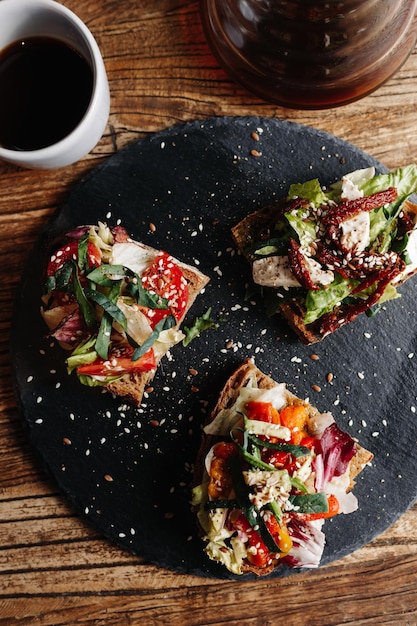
xmin=200 ymin=0 xmax=417 ymax=108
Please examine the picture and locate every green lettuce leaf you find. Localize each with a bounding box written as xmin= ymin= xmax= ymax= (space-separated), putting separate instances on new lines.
xmin=182 ymin=307 xmax=219 ymax=346
xmin=288 ymin=178 xmax=327 ymax=206
xmin=285 ymin=210 xmax=317 ymax=247
xmin=304 ymin=274 xmax=358 ymax=325
xmin=361 ymin=164 xmax=417 ymax=200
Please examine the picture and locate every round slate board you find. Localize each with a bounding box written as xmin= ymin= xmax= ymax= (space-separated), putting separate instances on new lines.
xmin=11 ymin=116 xmax=417 ymax=579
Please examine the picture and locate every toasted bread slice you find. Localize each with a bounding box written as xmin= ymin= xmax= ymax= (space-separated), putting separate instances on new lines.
xmin=232 ymin=198 xmax=417 ymax=345
xmin=106 ymin=254 xmax=210 ymax=406
xmin=193 ymin=359 xmax=373 ymax=575
xmin=42 ymin=224 xmax=210 ymax=407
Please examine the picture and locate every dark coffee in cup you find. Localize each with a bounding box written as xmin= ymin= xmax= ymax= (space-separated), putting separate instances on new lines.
xmin=0 ymin=36 xmax=94 ymax=151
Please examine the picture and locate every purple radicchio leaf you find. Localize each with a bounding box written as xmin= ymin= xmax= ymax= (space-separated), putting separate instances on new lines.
xmin=313 ymin=422 xmax=356 ymax=491
xmin=282 ymin=518 xmax=325 ymax=569
xmin=50 ymin=307 xmax=88 ymax=345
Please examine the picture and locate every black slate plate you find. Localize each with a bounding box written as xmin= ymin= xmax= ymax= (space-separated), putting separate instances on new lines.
xmin=11 ymin=116 xmax=417 ymax=580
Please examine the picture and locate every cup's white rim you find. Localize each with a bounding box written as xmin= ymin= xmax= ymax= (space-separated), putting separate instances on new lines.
xmin=0 ymin=0 xmax=108 ymax=164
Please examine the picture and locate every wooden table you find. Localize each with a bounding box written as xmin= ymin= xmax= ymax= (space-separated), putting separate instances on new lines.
xmin=1 ymin=1 xmax=417 ymax=624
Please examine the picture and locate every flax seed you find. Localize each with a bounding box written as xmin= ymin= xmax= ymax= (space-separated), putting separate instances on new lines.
xmin=250 ymin=149 xmax=262 ymax=157
xmin=150 ymin=419 xmax=160 ymax=426
xmin=149 ymin=222 xmax=156 ymax=232
xmin=104 ymin=474 xmax=113 ymax=482
xmin=189 ymin=368 xmax=198 ymax=376
xmin=311 ymin=384 xmax=321 ymax=392
xmin=310 ymin=354 xmax=320 ymax=361
xmin=326 ymin=372 xmax=334 ymax=383
xmin=63 ymin=437 xmax=72 ymax=445
xmin=251 ymin=131 xmax=260 ymax=141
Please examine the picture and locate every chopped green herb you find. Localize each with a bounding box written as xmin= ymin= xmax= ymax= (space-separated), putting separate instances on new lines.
xmin=182 ymin=307 xmax=218 ymax=346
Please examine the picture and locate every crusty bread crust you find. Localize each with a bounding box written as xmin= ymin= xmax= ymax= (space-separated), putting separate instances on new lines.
xmin=106 ymin=245 xmax=210 ymax=405
xmin=194 ymin=359 xmax=373 ymax=575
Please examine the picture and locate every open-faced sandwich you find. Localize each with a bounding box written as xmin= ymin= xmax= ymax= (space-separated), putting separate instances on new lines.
xmin=192 ymin=359 xmax=373 ymax=576
xmin=41 ymin=222 xmax=209 ymax=406
xmin=232 ymin=165 xmax=417 ymax=344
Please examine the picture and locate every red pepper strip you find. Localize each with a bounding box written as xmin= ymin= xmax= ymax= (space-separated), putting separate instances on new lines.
xmin=230 ymin=512 xmax=270 ymax=568
xmin=288 ymin=238 xmax=320 ymax=291
xmin=323 ymin=188 xmax=398 ymax=247
xmin=291 ymin=494 xmax=340 ymax=521
xmin=244 ymin=401 xmax=280 ymax=424
xmin=77 ymin=347 xmax=156 ymax=376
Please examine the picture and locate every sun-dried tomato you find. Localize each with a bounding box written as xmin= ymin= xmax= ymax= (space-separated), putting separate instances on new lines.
xmin=317 ymin=264 xmax=403 ymax=337
xmin=397 ymin=211 xmax=415 ymax=238
xmin=315 ymin=243 xmax=355 ymax=279
xmin=350 ymin=252 xmax=404 ymax=294
xmin=323 ymin=188 xmax=398 ymax=248
xmin=288 ymin=238 xmax=320 ymax=291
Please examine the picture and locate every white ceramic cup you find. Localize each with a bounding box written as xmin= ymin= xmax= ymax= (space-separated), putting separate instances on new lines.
xmin=0 ymin=0 xmax=110 ymax=169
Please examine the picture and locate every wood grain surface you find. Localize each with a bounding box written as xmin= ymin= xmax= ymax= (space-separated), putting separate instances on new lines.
xmin=1 ymin=1 xmax=417 ymax=624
